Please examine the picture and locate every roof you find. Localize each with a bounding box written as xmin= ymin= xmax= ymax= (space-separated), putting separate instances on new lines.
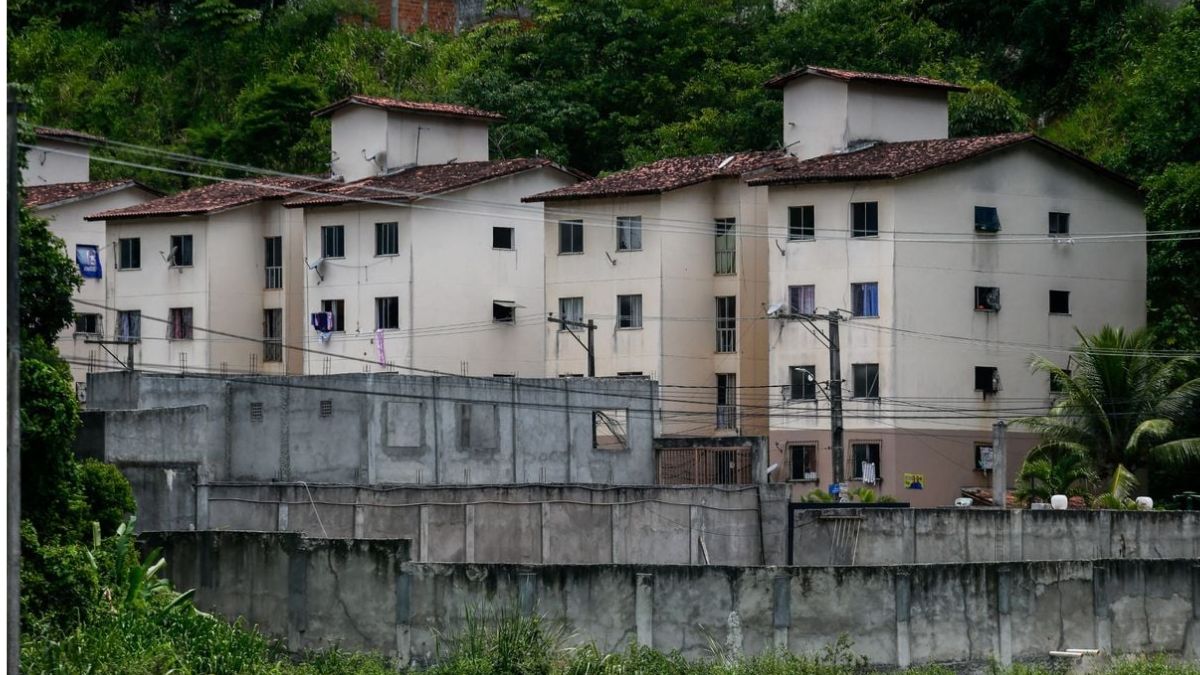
xmin=34 ymin=126 xmax=105 ymax=144
xmin=86 ymin=175 xmax=329 ymax=221
xmin=745 ymin=133 xmax=1138 ymax=189
xmin=26 ymin=179 xmax=161 ymax=209
xmin=523 ymin=151 xmax=790 ymax=203
xmin=285 ymin=158 xmax=585 ymax=208
xmin=764 ymin=65 xmax=968 ymax=92
xmin=312 ymin=95 xmax=505 ymax=122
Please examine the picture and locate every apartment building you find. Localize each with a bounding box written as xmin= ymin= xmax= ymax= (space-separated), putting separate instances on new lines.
xmin=23 ymin=127 xmax=160 ymax=395
xmin=87 ymin=176 xmax=322 ymax=377
xmin=526 ymin=153 xmax=788 ymax=435
xmin=285 ymin=96 xmax=583 ymax=377
xmin=748 ymin=66 xmax=1145 ymax=506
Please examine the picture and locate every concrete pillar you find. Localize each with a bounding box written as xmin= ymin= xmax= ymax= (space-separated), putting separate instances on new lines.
xmin=518 ymin=572 xmax=537 ymax=616
xmin=772 ymin=574 xmax=791 ymax=651
xmin=195 ymin=483 xmax=210 ymax=530
xmin=418 ymin=505 xmax=430 ymax=562
xmin=635 ymin=573 xmax=654 ymax=648
xmin=609 ymin=504 xmax=619 ymax=564
xmin=353 ymin=504 xmax=366 ymax=539
xmin=280 ymin=384 xmax=291 ymax=481
xmin=277 ymin=501 xmax=290 ymax=532
xmin=1093 ymin=564 xmax=1112 ymax=654
xmin=904 ymin=510 xmax=917 ymax=564
xmin=1009 ymin=510 xmax=1024 ymax=562
xmin=895 ymin=571 xmax=911 ymax=667
xmin=1096 ymin=511 xmax=1113 ymax=559
xmin=540 ymin=502 xmax=551 ymax=564
xmin=464 ymin=504 xmax=476 ymax=563
xmin=394 ymin=568 xmax=411 ymax=665
xmin=287 ymin=547 xmax=308 ymax=649
xmin=690 ymin=506 xmax=703 ymax=564
xmin=997 ymin=566 xmax=1012 ymax=666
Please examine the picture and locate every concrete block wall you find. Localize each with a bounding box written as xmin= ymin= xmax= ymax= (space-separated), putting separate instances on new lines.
xmin=199 ymin=483 xmax=789 ymax=565
xmin=791 ymin=508 xmax=1200 ymax=565
xmin=145 ymin=531 xmax=1200 ymax=667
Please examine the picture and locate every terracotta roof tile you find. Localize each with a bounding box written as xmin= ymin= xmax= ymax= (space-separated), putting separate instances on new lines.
xmin=86 ymin=176 xmax=328 ymax=221
xmin=524 ymin=151 xmax=789 ymax=203
xmin=26 ymin=179 xmax=158 ymax=209
xmin=313 ymin=95 xmax=505 ymax=121
xmin=285 ymin=158 xmax=584 ymax=208
xmin=764 ymin=65 xmax=968 ymax=91
xmin=34 ymin=126 xmax=105 ymax=144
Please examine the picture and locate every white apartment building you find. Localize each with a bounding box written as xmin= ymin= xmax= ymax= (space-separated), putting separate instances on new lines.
xmin=23 ymin=127 xmax=160 ymax=395
xmin=526 ymin=153 xmax=787 ymax=436
xmin=286 ymin=96 xmax=582 ymax=377
xmin=87 ymin=176 xmax=321 ymax=377
xmin=748 ymin=66 xmax=1146 ymax=506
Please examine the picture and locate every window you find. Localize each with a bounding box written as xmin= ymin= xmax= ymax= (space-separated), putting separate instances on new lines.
xmin=169 ymin=235 xmax=193 ymax=266
xmin=168 ymin=308 xmax=193 ymax=340
xmin=321 ymin=299 xmax=345 ymax=332
xmin=264 ymin=237 xmax=282 ymax=289
xmin=459 ymin=403 xmax=499 ymax=450
xmin=593 ymin=409 xmax=628 ymax=450
xmin=375 ymin=297 xmax=399 ymax=330
xmin=559 ymin=219 xmax=583 ymax=254
xmin=319 ymin=400 xmax=333 ymax=417
xmin=714 ymin=218 xmax=736 ymax=275
xmin=975 ymin=444 xmax=994 ymax=471
xmin=974 ymin=206 xmax=1000 ymax=233
xmin=616 ymin=216 xmax=642 ymax=251
xmin=852 ymin=363 xmax=879 ymax=399
xmin=974 ymin=286 xmax=1001 ymax=312
xmin=1050 ymin=368 xmax=1071 ymax=394
xmin=788 ymin=285 xmax=815 ymax=315
xmin=118 ymin=237 xmax=140 ymax=270
xmin=851 ymin=442 xmax=881 ymax=480
xmin=1049 ymin=290 xmax=1070 ymax=315
xmin=117 ymin=310 xmax=141 ymax=341
xmin=617 ymin=371 xmax=645 ymax=378
xmin=716 ymin=373 xmax=736 ymax=430
xmin=375 ymin=221 xmax=398 ymax=256
xmin=558 ymin=297 xmax=583 ymax=328
xmin=715 ymin=296 xmax=736 ymax=353
xmin=851 ymin=202 xmax=878 ymax=237
xmin=493 ymin=226 xmax=514 ymax=250
xmin=74 ymin=313 xmax=101 ymax=335
xmin=789 ymin=365 xmax=817 ymax=401
xmin=492 ymin=300 xmax=515 ymax=323
xmin=321 ymin=225 xmax=345 ymax=258
xmin=250 ymin=402 xmax=264 ymax=423
xmin=263 ymin=309 xmax=282 ymax=362
xmin=788 ymin=205 xmax=815 ymax=241
xmin=617 ymin=294 xmax=642 ymax=329
xmin=975 ymin=366 xmax=1000 ymax=394
xmin=790 ymin=444 xmax=817 ymax=481
xmin=1049 ymin=212 xmax=1070 ymax=237
xmin=851 ymin=282 xmax=879 ymax=317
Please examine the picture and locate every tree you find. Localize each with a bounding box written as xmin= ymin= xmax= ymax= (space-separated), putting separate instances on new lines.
xmin=18 ymin=207 xmax=81 ymax=345
xmin=948 ymin=81 xmax=1029 ymax=137
xmin=1144 ymin=162 xmax=1200 ymax=351
xmin=1014 ymin=446 xmax=1095 ymax=502
xmin=1017 ymin=326 xmax=1200 ymax=498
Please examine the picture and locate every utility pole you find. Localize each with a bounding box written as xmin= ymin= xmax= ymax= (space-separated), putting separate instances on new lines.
xmin=8 ymin=91 xmax=24 ymax=675
xmin=784 ymin=310 xmax=845 ymax=493
xmin=992 ymin=420 xmax=1007 ymax=508
xmin=546 ymin=314 xmax=596 ymax=377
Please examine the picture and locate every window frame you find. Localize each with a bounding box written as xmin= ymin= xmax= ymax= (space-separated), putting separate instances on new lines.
xmin=117 ymin=237 xmax=141 ymax=270
xmin=851 ymin=282 xmax=879 ymax=318
xmin=375 ymin=296 xmax=400 ymax=330
xmin=789 ymin=443 xmax=817 ymax=481
xmin=321 ymin=225 xmax=346 ymax=259
xmin=320 ymin=299 xmax=346 ymax=332
xmin=616 ymin=294 xmax=643 ymax=329
xmin=167 ymin=307 xmax=194 ymax=341
xmin=116 ymin=310 xmax=141 ymax=341
xmin=1049 ymin=211 xmax=1070 ymax=237
xmin=74 ymin=313 xmax=102 ymax=335
xmin=851 ymin=442 xmax=882 ymax=480
xmin=974 ymin=206 xmax=1001 ymax=233
xmin=975 ymin=443 xmax=995 ymax=472
xmin=492 ymin=226 xmax=515 ymax=251
xmin=557 ymin=297 xmax=583 ymax=329
xmin=852 ymin=363 xmax=880 ymax=399
xmin=975 ymin=366 xmax=999 ymax=394
xmin=788 ymin=284 xmax=815 ymax=315
xmin=375 ymin=221 xmax=399 ymax=257
xmin=974 ymin=286 xmax=1001 ymax=312
xmin=789 ymin=365 xmax=817 ymax=401
xmin=851 ymin=201 xmax=878 ymax=238
xmin=716 ymin=373 xmax=737 ymax=430
xmin=492 ymin=301 xmax=516 ymax=324
xmin=1049 ymin=290 xmax=1070 ymax=315
xmin=169 ymin=234 xmax=193 ymax=267
xmin=263 ymin=308 xmax=283 ymax=362
xmin=715 ymin=296 xmax=737 ymax=353
xmin=616 ymin=215 xmax=642 ymax=252
xmin=788 ymin=205 xmax=815 ymax=241
xmin=264 ymin=236 xmax=283 ymax=289
xmin=558 ymin=219 xmax=584 ymax=254
xmin=714 ymin=218 xmax=736 ymax=275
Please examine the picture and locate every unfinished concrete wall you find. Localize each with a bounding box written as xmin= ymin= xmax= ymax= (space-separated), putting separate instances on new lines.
xmin=790 ymin=508 xmax=1200 ymax=565
xmin=145 ymin=531 xmax=1200 ymax=668
xmin=200 ymin=483 xmax=788 ymax=566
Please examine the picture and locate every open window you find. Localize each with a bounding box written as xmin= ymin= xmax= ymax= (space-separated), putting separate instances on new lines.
xmin=975 ymin=366 xmax=1000 ymax=395
xmin=493 ymin=226 xmax=514 ymax=250
xmin=492 ymin=300 xmax=516 ymax=323
xmin=593 ymin=409 xmax=628 ymax=451
xmin=974 ymin=206 xmax=1000 ymax=233
xmin=789 ymin=444 xmax=817 ymax=481
xmin=974 ymin=286 xmax=1001 ymax=312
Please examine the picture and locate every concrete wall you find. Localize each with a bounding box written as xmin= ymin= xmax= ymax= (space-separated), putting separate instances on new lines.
xmin=199 ymin=483 xmax=788 ymax=566
xmin=145 ymin=531 xmax=1200 ymax=667
xmin=790 ymin=508 xmax=1200 ymax=566
xmin=23 ymin=137 xmax=90 ymax=185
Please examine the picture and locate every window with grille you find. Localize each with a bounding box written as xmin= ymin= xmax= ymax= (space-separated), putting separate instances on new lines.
xmin=263 ymin=308 xmax=282 ymax=362
xmin=167 ymin=308 xmax=193 ymax=340
xmin=264 ymin=236 xmax=282 ymax=289
xmin=319 ymin=400 xmax=333 ymax=417
xmin=788 ymin=205 xmax=815 ymax=241
xmin=250 ymin=402 xmax=264 ymax=423
xmin=375 ymin=297 xmax=399 ymax=330
xmin=557 ymin=297 xmax=583 ymax=328
xmin=616 ymin=216 xmax=642 ymax=252
xmin=714 ymin=218 xmax=736 ymax=274
xmin=716 ymin=373 xmax=737 ymax=429
xmin=788 ymin=285 xmax=815 ymax=315
xmin=617 ymin=294 xmax=642 ymax=329
xmin=1049 ymin=212 xmax=1070 ymax=237
xmin=118 ymin=237 xmax=140 ymax=270
xmin=559 ymin=219 xmax=583 ymax=254
xmin=169 ymin=234 xmax=193 ymax=266
xmin=375 ymin=221 xmax=398 ymax=256
xmin=789 ymin=365 xmax=816 ymax=400
xmin=852 ymin=363 xmax=879 ymax=398
xmin=851 ymin=283 xmax=879 ymax=317
xmin=321 ymin=225 xmax=345 ymax=258
xmin=715 ymin=296 xmax=736 ymax=353
xmin=851 ymin=202 xmax=878 ymax=237
xmin=790 ymin=444 xmax=817 ymax=481
xmin=493 ymin=226 xmax=514 ymax=250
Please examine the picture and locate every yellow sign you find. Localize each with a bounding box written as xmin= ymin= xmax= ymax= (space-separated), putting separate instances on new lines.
xmin=904 ymin=473 xmax=925 ymax=490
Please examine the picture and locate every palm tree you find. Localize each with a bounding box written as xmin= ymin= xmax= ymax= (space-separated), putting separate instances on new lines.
xmin=1017 ymin=325 xmax=1200 ymax=494
xmin=1014 ymin=446 xmax=1096 ymax=502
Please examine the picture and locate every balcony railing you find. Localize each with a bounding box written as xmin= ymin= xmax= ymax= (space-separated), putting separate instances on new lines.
xmin=714 ymin=249 xmax=735 ymax=275
xmin=715 ymin=404 xmax=737 ymax=430
xmin=265 ymin=266 xmax=282 ymax=289
xmin=716 ymin=326 xmax=736 ymax=353
xmin=263 ymin=339 xmax=283 ymax=363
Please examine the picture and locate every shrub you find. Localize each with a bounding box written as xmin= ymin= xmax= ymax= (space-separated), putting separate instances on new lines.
xmin=78 ymin=460 xmax=136 ymax=536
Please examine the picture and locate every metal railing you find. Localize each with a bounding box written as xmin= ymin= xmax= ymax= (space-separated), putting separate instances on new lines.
xmin=714 ymin=249 xmax=735 ymax=275
xmin=716 ymin=325 xmax=736 ymax=353
xmin=265 ymin=266 xmax=282 ymax=289
xmin=263 ymin=339 xmax=283 ymax=363
xmin=715 ymin=404 xmax=737 ymax=430
xmin=656 ymin=446 xmax=752 ymax=485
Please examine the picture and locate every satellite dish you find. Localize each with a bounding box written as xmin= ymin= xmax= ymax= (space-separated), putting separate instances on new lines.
xmin=767 ymin=302 xmax=785 ymax=317
xmin=716 ymin=155 xmax=736 ymax=170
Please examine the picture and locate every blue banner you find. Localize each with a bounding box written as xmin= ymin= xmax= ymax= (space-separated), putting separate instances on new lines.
xmin=76 ymin=245 xmax=102 ymax=279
